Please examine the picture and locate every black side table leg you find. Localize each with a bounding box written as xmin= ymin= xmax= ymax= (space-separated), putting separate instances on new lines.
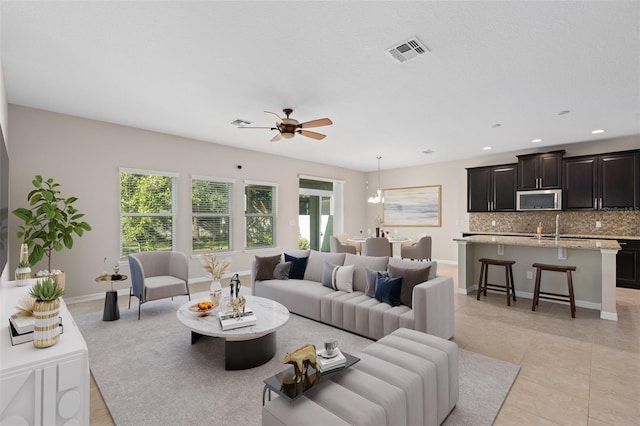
xmin=103 ymin=291 xmax=120 ymax=321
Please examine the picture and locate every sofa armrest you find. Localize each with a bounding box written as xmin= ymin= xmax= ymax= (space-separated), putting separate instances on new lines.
xmin=250 ymin=260 xmax=258 ymax=296
xmin=412 ymin=275 xmax=455 ymax=340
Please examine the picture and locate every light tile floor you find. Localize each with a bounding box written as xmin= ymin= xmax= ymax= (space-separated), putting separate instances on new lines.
xmin=67 ymin=266 xmax=640 ymax=425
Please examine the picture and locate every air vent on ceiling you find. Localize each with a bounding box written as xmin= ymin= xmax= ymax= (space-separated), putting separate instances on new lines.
xmin=231 ymin=118 xmax=252 ymax=126
xmin=386 ymin=37 xmax=429 ymax=63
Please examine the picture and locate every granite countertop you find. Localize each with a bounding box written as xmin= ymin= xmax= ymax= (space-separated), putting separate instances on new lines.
xmin=454 ymin=234 xmax=621 ymax=251
xmin=462 ymin=231 xmax=640 ymax=241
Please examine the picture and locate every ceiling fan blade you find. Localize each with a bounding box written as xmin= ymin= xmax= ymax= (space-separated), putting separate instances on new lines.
xmin=264 ymin=111 xmax=284 ymax=124
xmin=299 ymin=130 xmax=326 ymax=140
xmin=299 ymin=118 xmax=333 ymax=128
xmin=270 ymin=133 xmax=283 ymax=142
xmin=238 ymin=126 xmax=276 ymax=130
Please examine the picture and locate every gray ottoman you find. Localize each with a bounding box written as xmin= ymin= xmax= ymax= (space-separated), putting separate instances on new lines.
xmin=262 ymin=328 xmax=458 ymax=426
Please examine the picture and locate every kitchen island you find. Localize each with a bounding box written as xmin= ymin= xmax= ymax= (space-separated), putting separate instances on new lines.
xmin=454 ymin=235 xmax=621 ymax=321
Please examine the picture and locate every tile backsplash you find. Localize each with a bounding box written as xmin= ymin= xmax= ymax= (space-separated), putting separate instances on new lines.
xmin=469 ymin=211 xmax=640 ymax=237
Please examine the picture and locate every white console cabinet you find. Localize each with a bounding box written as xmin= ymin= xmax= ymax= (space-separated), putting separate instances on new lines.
xmin=1 ymin=281 xmax=89 ymax=425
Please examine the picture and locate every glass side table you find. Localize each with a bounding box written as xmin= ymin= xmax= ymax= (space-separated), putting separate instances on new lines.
xmin=262 ymin=351 xmax=360 ymax=405
xmin=95 ymin=274 xmax=128 ymax=321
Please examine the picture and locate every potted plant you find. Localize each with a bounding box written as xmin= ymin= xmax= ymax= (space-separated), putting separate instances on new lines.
xmin=13 ymin=175 xmax=92 ymax=288
xmin=29 ymin=277 xmax=64 ymax=348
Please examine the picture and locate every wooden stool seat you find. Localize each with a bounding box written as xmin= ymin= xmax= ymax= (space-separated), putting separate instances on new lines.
xmin=531 ymin=263 xmax=577 ymax=318
xmin=476 ymin=258 xmax=517 ymax=306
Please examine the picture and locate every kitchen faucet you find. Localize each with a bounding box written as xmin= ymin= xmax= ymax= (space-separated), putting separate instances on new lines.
xmin=555 ymin=214 xmax=560 ymax=241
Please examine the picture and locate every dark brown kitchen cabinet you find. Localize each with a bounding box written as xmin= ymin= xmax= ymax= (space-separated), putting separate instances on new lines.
xmin=617 ymin=240 xmax=640 ymax=290
xmin=467 ymin=164 xmax=516 ymax=212
xmin=563 ymin=150 xmax=639 ymax=210
xmin=517 ymin=151 xmax=564 ymax=190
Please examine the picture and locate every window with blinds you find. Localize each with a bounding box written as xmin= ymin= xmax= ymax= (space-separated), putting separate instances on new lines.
xmin=245 ymin=182 xmax=276 ymax=249
xmin=120 ymin=170 xmax=176 ymax=258
xmin=192 ymin=177 xmax=233 ymax=253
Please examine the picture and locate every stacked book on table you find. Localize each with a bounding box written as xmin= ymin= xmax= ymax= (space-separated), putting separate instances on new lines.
xmin=8 ymin=314 xmax=63 ymax=346
xmin=316 ymin=349 xmax=347 ymax=373
xmin=218 ymin=307 xmax=256 ymax=331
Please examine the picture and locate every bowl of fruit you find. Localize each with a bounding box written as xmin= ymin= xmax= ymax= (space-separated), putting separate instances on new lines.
xmin=188 ymin=300 xmax=215 ymax=313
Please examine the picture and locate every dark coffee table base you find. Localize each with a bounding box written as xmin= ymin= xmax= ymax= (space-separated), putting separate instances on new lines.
xmin=191 ymin=331 xmax=277 ymax=370
xmin=103 ymin=291 xmax=120 ymax=321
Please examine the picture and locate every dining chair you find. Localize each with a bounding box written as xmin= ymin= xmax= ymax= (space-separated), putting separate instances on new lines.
xmin=362 ymin=237 xmax=391 ymax=257
xmin=330 ymin=235 xmax=357 ymax=254
xmin=401 ymin=234 xmax=432 ymax=261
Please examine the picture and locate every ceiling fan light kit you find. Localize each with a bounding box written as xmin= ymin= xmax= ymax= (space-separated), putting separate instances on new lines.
xmin=240 ymin=108 xmax=333 ymax=142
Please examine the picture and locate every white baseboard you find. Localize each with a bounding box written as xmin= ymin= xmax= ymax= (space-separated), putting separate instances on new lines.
xmin=64 ymin=269 xmax=251 ymax=305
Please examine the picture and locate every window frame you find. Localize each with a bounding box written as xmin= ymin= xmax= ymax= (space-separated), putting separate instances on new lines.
xmin=191 ymin=175 xmax=235 ymax=255
xmin=244 ymin=180 xmax=278 ymax=250
xmin=119 ymin=168 xmax=178 ymax=259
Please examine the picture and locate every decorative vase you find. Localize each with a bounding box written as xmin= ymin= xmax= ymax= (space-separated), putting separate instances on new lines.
xmin=15 ymin=243 xmax=31 ymax=286
xmin=210 ymin=280 xmax=222 ymax=307
xmin=51 ymin=272 xmax=65 ymax=290
xmin=375 ymin=227 xmax=380 ymax=238
xmin=33 ymin=299 xmax=61 ymax=348
xmin=15 ymin=267 xmax=31 ymax=286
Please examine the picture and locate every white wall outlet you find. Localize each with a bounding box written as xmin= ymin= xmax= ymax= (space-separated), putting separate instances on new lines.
xmin=526 ymin=271 xmax=533 ymax=279
xmin=596 ymin=221 xmax=602 ymax=228
xmin=491 ymin=220 xmax=496 ymax=226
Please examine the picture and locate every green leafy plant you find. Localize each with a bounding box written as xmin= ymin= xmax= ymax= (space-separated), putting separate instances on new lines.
xmin=29 ymin=277 xmax=65 ymax=301
xmin=17 ymin=260 xmax=30 ymax=268
xmin=13 ymin=175 xmax=92 ymax=271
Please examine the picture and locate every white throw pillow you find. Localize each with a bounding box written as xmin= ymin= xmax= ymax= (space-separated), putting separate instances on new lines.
xmin=333 ymin=264 xmax=355 ymax=292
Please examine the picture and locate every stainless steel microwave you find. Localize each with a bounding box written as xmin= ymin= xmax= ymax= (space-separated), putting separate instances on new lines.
xmin=516 ymin=189 xmax=562 ymax=211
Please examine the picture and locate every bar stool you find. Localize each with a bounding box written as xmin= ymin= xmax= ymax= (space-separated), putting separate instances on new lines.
xmin=476 ymin=258 xmax=517 ymax=306
xmin=531 ymin=263 xmax=577 ymax=318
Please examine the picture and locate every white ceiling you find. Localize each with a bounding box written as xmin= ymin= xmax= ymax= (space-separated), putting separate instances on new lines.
xmin=1 ymin=1 xmax=639 ymax=171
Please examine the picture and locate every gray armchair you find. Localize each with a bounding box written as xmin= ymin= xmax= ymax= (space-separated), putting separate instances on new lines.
xmin=128 ymin=251 xmax=191 ymax=319
xmin=401 ymin=235 xmax=432 ymax=261
xmin=362 ymin=237 xmax=391 ymax=257
xmin=330 ymin=235 xmax=357 ymax=254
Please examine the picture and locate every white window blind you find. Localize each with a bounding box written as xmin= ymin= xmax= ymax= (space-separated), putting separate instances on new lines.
xmin=192 ymin=177 xmax=233 ymax=253
xmin=120 ymin=170 xmax=177 ymax=258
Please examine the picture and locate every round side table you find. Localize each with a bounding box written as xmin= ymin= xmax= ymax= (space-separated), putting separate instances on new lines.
xmin=95 ymin=274 xmax=128 ymax=321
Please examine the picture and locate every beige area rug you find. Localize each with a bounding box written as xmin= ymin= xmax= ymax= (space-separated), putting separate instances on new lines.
xmin=75 ymin=292 xmax=519 ymax=425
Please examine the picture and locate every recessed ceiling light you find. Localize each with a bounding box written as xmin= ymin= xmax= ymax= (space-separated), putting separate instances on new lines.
xmin=558 ymin=110 xmax=571 ymax=115
xmin=591 ymin=129 xmax=606 ymax=134
xmin=491 ymin=123 xmax=501 ymax=128
xmin=482 ymin=146 xmax=492 ymax=150
xmin=422 ymin=149 xmax=434 ymax=154
xmin=531 ymin=138 xmax=543 ymax=143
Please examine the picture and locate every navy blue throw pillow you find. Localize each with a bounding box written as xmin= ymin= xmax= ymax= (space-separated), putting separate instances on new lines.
xmin=284 ymin=253 xmax=308 ymax=280
xmin=374 ymin=272 xmax=402 ymax=306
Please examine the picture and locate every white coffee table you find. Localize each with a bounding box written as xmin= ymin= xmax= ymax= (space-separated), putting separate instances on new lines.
xmin=177 ymin=295 xmax=289 ymax=370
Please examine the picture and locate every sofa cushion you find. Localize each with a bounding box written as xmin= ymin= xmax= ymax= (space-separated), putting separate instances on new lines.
xmin=374 ymin=273 xmax=402 ymax=306
xmin=388 ymin=257 xmax=437 ymax=280
xmin=343 ymin=253 xmax=389 ymax=293
xmin=389 ymin=264 xmax=432 ymax=308
xmin=255 ymin=254 xmax=282 ymax=281
xmin=284 ymin=253 xmax=308 ymax=279
xmin=322 ymin=263 xmax=355 ymax=292
xmin=273 ymin=261 xmax=291 ymax=280
xmin=365 ymin=268 xmax=388 ymax=298
xmin=253 ymin=279 xmax=332 ymax=321
xmin=304 ymin=251 xmax=346 ymax=282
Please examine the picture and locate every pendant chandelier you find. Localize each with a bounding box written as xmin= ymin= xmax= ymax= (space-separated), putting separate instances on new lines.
xmin=368 ymin=156 xmax=384 ymax=204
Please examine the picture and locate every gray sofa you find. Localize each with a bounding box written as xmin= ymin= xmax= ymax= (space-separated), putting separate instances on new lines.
xmin=263 ymin=327 xmax=459 ymax=426
xmin=251 ymin=250 xmax=455 ymax=340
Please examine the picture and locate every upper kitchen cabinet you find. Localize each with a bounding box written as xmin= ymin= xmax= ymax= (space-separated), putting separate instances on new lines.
xmin=564 ymin=150 xmax=639 ymax=210
xmin=467 ymin=164 xmax=517 ymax=212
xmin=517 ymin=151 xmax=565 ymax=190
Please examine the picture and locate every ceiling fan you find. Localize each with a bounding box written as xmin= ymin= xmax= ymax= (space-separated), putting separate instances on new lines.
xmin=240 ymin=108 xmax=333 ymax=142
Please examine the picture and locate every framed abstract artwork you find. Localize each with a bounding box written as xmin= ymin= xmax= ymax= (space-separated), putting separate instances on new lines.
xmin=383 ymin=185 xmax=441 ymax=227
